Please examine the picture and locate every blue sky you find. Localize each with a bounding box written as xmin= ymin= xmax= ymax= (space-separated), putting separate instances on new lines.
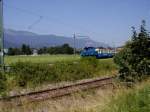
xmin=3 ymin=0 xmax=150 ymax=46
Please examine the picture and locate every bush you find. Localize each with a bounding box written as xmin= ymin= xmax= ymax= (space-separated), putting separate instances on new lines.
xmin=9 ymin=57 xmax=99 ymax=87
xmin=53 ymin=57 xmax=98 ymax=81
xmin=114 ymin=20 xmax=150 ymax=82
xmin=0 ymin=72 xmax=7 ymax=95
xmin=11 ymin=62 xmax=56 ymax=87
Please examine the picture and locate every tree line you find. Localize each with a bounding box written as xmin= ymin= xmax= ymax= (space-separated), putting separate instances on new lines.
xmin=7 ymin=43 xmax=74 ymax=55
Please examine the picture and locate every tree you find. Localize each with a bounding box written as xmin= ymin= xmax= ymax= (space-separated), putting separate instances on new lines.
xmin=21 ymin=44 xmax=26 ymax=55
xmin=114 ymin=20 xmax=150 ymax=82
xmin=26 ymin=45 xmax=32 ymax=55
xmin=38 ymin=44 xmax=74 ymax=55
xmin=61 ymin=44 xmax=74 ymax=54
xmin=8 ymin=47 xmax=21 ymax=55
xmin=8 ymin=48 xmax=14 ymax=55
xmin=21 ymin=44 xmax=32 ymax=55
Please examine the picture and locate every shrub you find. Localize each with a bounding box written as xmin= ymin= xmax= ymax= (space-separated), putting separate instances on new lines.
xmin=9 ymin=57 xmax=99 ymax=87
xmin=0 ymin=72 xmax=7 ymax=95
xmin=11 ymin=62 xmax=56 ymax=87
xmin=46 ymin=57 xmax=98 ymax=81
xmin=114 ymin=20 xmax=150 ymax=82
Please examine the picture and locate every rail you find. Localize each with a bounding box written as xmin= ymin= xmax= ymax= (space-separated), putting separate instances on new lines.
xmin=0 ymin=76 xmax=116 ymax=103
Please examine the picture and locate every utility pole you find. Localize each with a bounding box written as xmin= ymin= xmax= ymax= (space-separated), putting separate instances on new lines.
xmin=112 ymin=42 xmax=117 ymax=54
xmin=73 ymin=33 xmax=76 ymax=55
xmin=73 ymin=34 xmax=90 ymax=54
xmin=0 ymin=0 xmax=4 ymax=68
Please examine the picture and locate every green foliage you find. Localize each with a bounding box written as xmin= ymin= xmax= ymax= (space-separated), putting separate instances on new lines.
xmin=53 ymin=57 xmax=99 ymax=81
xmin=21 ymin=44 xmax=32 ymax=55
xmin=9 ymin=57 xmax=100 ymax=87
xmin=38 ymin=43 xmax=74 ymax=54
xmin=114 ymin=20 xmax=150 ymax=82
xmin=8 ymin=44 xmax=32 ymax=55
xmin=0 ymin=72 xmax=7 ymax=95
xmin=103 ymin=83 xmax=150 ymax=112
xmin=11 ymin=62 xmax=56 ymax=87
xmin=5 ymin=55 xmax=80 ymax=64
xmin=80 ymin=57 xmax=98 ymax=68
xmin=8 ymin=47 xmax=22 ymax=55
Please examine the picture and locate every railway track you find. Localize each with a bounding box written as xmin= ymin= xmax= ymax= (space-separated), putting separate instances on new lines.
xmin=0 ymin=76 xmax=116 ymax=103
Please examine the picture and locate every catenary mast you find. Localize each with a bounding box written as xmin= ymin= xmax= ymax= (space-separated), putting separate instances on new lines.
xmin=0 ymin=0 xmax=4 ymax=66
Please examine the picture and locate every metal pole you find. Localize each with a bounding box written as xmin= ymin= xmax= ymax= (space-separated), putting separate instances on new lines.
xmin=73 ymin=33 xmax=76 ymax=55
xmin=73 ymin=34 xmax=89 ymax=55
xmin=0 ymin=0 xmax=4 ymax=67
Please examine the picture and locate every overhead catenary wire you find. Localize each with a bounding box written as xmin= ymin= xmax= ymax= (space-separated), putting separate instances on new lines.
xmin=28 ymin=16 xmax=43 ymax=30
xmin=3 ymin=3 xmax=76 ymax=30
xmin=3 ymin=2 xmax=112 ymax=49
xmin=3 ymin=2 xmax=102 ymax=38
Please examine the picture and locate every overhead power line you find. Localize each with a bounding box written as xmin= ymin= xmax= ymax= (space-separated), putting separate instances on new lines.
xmin=3 ymin=3 xmax=76 ymax=30
xmin=28 ymin=16 xmax=43 ymax=29
xmin=3 ymin=3 xmax=101 ymax=37
xmin=3 ymin=3 xmax=41 ymax=17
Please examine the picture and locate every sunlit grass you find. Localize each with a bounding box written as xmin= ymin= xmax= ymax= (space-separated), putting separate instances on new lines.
xmin=5 ymin=55 xmax=118 ymax=76
xmin=4 ymin=57 xmax=117 ymax=93
xmin=101 ymin=80 xmax=150 ymax=112
xmin=2 ymin=55 xmax=118 ymax=100
xmin=1 ymin=80 xmax=149 ymax=112
xmin=0 ymin=86 xmax=114 ymax=112
xmin=4 ymin=55 xmax=80 ymax=64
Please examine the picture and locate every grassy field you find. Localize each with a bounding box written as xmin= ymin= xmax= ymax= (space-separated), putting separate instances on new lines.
xmin=1 ymin=79 xmax=149 ymax=112
xmin=4 ymin=55 xmax=116 ymax=67
xmin=2 ymin=55 xmax=149 ymax=112
xmin=1 ymin=55 xmax=117 ymax=96
xmin=5 ymin=55 xmax=80 ymax=64
xmin=4 ymin=55 xmax=117 ymax=77
xmin=102 ymin=81 xmax=150 ymax=112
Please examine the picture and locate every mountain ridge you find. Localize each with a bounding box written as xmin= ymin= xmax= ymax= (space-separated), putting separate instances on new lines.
xmin=4 ymin=29 xmax=109 ymax=48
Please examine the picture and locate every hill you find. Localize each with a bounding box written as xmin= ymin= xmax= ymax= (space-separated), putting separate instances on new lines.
xmin=4 ymin=29 xmax=109 ymax=48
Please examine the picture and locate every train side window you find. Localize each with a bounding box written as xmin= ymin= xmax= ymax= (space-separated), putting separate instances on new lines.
xmin=99 ymin=49 xmax=102 ymax=54
xmin=98 ymin=49 xmax=101 ymax=54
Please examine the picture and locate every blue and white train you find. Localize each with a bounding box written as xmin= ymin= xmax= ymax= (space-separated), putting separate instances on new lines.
xmin=80 ymin=47 xmax=115 ymax=59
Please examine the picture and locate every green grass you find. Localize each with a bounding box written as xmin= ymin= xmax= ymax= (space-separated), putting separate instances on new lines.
xmin=5 ymin=55 xmax=117 ymax=80
xmin=6 ymin=57 xmax=117 ymax=88
xmin=5 ymin=55 xmax=117 ymax=77
xmin=4 ymin=55 xmax=117 ymax=70
xmin=101 ymin=81 xmax=150 ymax=112
xmin=2 ymin=55 xmax=117 ymax=95
xmin=1 ymin=80 xmax=149 ymax=112
xmin=4 ymin=55 xmax=80 ymax=64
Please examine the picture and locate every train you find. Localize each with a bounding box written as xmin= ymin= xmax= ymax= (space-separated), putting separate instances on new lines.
xmin=80 ymin=47 xmax=115 ymax=59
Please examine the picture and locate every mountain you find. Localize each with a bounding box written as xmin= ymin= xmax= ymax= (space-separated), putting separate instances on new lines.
xmin=4 ymin=29 xmax=109 ymax=48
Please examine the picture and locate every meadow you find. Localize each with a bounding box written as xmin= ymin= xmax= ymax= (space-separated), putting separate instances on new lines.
xmin=5 ymin=55 xmax=80 ymax=64
xmin=0 ymin=55 xmax=118 ymax=96
xmin=5 ymin=55 xmax=117 ymax=79
xmin=1 ymin=56 xmax=149 ymax=112
xmin=4 ymin=55 xmax=117 ymax=71
xmin=1 ymin=79 xmax=149 ymax=112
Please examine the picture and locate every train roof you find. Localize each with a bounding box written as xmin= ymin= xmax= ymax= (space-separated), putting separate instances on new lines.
xmin=83 ymin=47 xmax=114 ymax=50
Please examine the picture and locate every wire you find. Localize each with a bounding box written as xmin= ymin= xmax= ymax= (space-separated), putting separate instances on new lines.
xmin=3 ymin=3 xmax=76 ymax=30
xmin=28 ymin=16 xmax=43 ymax=30
xmin=3 ymin=3 xmax=41 ymax=17
xmin=3 ymin=2 xmax=104 ymax=43
xmin=4 ymin=3 xmax=97 ymax=35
